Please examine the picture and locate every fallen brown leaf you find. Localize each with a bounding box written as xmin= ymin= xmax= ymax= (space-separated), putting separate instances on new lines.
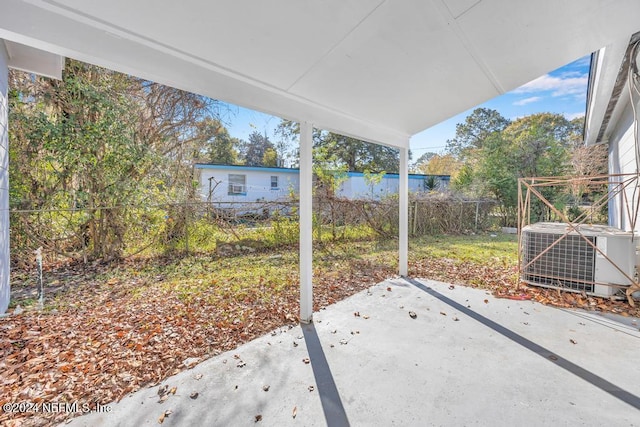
xmin=4 ymin=244 xmax=638 ymax=426
xmin=158 ymin=410 xmax=172 ymax=424
xmin=158 ymin=385 xmax=168 ymax=396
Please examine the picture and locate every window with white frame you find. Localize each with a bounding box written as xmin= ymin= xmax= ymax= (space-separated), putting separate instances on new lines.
xmin=228 ymin=174 xmax=246 ymax=195
xmin=271 ymin=176 xmax=278 ymax=190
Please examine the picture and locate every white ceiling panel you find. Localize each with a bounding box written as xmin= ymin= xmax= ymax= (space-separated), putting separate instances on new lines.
xmin=443 ymin=0 xmax=482 ymax=19
xmin=46 ymin=0 xmax=384 ymax=90
xmin=2 ymin=0 xmax=640 ymax=148
xmin=289 ymin=0 xmax=501 ymax=134
xmin=456 ymin=0 xmax=640 ymax=93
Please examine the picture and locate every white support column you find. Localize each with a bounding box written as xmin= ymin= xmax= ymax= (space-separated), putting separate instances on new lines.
xmin=399 ymin=146 xmax=409 ymax=277
xmin=0 ymin=43 xmax=10 ymax=314
xmin=299 ymin=122 xmax=313 ymax=323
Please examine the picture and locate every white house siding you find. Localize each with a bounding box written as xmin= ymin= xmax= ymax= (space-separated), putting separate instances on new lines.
xmin=196 ymin=165 xmax=450 ymax=204
xmin=196 ymin=165 xmax=300 ymax=205
xmin=336 ymin=173 xmax=438 ymax=199
xmin=608 ymin=100 xmax=637 ymax=231
xmin=0 ymin=44 xmax=9 ymax=313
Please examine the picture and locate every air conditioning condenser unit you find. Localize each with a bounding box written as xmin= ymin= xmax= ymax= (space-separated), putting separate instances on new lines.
xmin=521 ymin=222 xmax=636 ymax=298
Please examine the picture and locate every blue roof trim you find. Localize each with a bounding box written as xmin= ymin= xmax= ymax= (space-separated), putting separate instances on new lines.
xmin=195 ymin=164 xmax=299 ymax=174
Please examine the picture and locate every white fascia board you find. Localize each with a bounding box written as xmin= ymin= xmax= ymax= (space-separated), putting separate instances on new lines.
xmin=3 ymin=40 xmax=63 ymax=80
xmin=0 ymin=0 xmax=409 ymax=149
xmin=584 ymin=36 xmax=631 ymax=146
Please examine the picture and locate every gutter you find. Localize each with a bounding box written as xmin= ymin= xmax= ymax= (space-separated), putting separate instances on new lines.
xmin=592 ymin=32 xmax=640 ymax=145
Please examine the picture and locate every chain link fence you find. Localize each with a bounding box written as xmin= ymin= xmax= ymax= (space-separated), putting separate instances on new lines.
xmin=9 ymin=195 xmax=497 ymax=266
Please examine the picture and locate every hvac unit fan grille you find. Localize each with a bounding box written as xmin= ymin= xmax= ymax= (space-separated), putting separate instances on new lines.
xmin=522 ymin=231 xmax=596 ymax=292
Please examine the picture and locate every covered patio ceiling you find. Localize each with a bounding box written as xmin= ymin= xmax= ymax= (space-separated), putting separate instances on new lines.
xmin=3 ymin=0 xmax=640 ymax=148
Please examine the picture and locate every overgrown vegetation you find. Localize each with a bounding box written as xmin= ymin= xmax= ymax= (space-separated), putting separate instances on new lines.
xmin=9 ymin=60 xmax=220 ymax=261
xmin=414 ymin=108 xmax=609 ymax=227
xmin=10 ymin=190 xmax=498 ymax=267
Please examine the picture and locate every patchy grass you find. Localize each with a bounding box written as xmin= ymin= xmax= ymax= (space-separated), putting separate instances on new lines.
xmin=409 ymin=233 xmax=518 ymax=265
xmin=2 ymin=232 xmax=637 ymax=426
xmin=2 ymin=240 xmax=396 ymax=426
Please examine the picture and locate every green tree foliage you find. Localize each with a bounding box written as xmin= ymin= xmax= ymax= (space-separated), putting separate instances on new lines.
xmin=241 ymin=131 xmax=276 ymax=166
xmin=317 ymin=133 xmax=400 ymax=173
xmin=451 ymin=164 xmax=475 ymax=194
xmin=199 ymin=118 xmax=240 ymax=165
xmin=415 ymin=153 xmax=461 ymax=176
xmin=457 ymin=113 xmax=578 ymax=226
xmin=473 ymin=133 xmax=519 ymax=225
xmin=413 ymin=151 xmax=437 ymax=169
xmin=423 ymin=175 xmax=439 ymax=192
xmin=503 ymin=113 xmax=573 ymax=177
xmin=446 ymin=108 xmax=510 ymax=160
xmin=261 ymin=148 xmax=279 ymax=167
xmin=275 ymin=120 xmax=401 ymax=173
xmin=9 ymin=59 xmax=218 ymax=260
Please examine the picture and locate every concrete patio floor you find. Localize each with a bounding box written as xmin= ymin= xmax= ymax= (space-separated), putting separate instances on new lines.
xmin=70 ymin=278 xmax=640 ymax=426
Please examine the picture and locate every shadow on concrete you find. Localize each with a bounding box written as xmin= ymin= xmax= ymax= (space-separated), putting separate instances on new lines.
xmin=302 ymin=322 xmax=350 ymax=427
xmin=405 ymin=277 xmax=640 ymax=411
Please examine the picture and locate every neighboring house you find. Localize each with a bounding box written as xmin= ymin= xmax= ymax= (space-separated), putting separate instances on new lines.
xmin=194 ymin=164 xmax=450 ymax=204
xmin=195 ymin=164 xmax=299 ymax=204
xmin=336 ymin=171 xmax=449 ymax=199
xmin=585 ymin=32 xmax=640 ymax=231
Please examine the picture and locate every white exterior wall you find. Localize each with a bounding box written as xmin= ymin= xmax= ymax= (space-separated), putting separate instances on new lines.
xmin=197 ymin=166 xmax=450 ymax=203
xmin=337 ymin=174 xmax=449 ymax=200
xmin=337 ymin=175 xmax=425 ymax=199
xmin=608 ymin=100 xmax=637 ymax=231
xmin=0 ymin=44 xmax=9 ymax=313
xmin=197 ymin=166 xmax=299 ymax=204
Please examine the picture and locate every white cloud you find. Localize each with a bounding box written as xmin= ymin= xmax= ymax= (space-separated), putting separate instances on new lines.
xmin=570 ymin=55 xmax=592 ymax=68
xmin=513 ymin=96 xmax=542 ymax=106
xmin=514 ymin=73 xmax=588 ymax=98
xmin=563 ymin=112 xmax=585 ymax=120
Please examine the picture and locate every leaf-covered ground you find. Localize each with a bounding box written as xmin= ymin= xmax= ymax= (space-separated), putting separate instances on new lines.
xmin=1 ymin=235 xmax=638 ymax=426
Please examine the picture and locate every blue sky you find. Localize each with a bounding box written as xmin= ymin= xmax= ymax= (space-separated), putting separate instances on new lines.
xmin=220 ymin=54 xmax=591 ymax=161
